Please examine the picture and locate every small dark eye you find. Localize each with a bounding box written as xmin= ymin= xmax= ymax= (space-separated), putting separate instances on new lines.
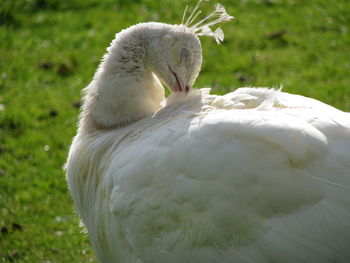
xmin=180 ymin=48 xmax=191 ymax=64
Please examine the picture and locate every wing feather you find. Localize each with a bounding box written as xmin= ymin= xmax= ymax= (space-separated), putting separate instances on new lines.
xmin=106 ymin=94 xmax=350 ymax=262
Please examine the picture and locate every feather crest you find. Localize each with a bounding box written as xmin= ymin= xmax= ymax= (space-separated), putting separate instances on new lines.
xmin=181 ymin=0 xmax=234 ymax=44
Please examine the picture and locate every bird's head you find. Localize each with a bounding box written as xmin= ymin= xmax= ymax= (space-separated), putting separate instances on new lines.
xmin=146 ymin=24 xmax=202 ymax=94
xmin=144 ymin=1 xmax=233 ymax=95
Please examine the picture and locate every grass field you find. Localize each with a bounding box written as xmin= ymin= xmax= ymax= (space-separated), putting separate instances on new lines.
xmin=0 ymin=0 xmax=349 ymax=262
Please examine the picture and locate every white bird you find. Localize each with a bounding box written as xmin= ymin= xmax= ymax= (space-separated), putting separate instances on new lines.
xmin=66 ymin=2 xmax=350 ymax=263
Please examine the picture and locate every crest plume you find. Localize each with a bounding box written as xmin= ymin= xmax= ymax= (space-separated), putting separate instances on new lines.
xmin=181 ymin=0 xmax=234 ymax=44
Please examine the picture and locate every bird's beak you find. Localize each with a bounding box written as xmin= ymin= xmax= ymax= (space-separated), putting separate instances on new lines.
xmin=168 ymin=66 xmax=190 ymax=94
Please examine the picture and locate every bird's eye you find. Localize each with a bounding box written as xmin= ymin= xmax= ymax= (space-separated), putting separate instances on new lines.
xmin=180 ymin=48 xmax=191 ymax=65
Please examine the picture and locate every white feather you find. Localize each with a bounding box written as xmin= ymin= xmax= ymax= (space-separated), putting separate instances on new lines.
xmin=67 ymin=87 xmax=350 ymax=262
xmin=66 ymin=21 xmax=350 ymax=263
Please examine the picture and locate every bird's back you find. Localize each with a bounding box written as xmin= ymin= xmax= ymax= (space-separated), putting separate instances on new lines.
xmin=67 ymin=88 xmax=350 ymax=263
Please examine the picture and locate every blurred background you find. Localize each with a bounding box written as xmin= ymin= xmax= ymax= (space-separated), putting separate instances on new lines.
xmin=0 ymin=0 xmax=349 ymax=262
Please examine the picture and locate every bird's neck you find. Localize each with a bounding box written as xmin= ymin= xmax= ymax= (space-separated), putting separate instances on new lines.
xmin=80 ymin=25 xmax=165 ymax=132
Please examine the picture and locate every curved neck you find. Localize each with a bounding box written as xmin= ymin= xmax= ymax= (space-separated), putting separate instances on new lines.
xmin=80 ymin=24 xmax=165 ymax=132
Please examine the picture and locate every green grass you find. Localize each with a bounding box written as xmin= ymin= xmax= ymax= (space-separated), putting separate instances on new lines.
xmin=0 ymin=0 xmax=349 ymax=262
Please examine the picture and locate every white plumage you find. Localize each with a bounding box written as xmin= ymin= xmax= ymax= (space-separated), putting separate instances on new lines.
xmin=66 ymin=17 xmax=350 ymax=263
